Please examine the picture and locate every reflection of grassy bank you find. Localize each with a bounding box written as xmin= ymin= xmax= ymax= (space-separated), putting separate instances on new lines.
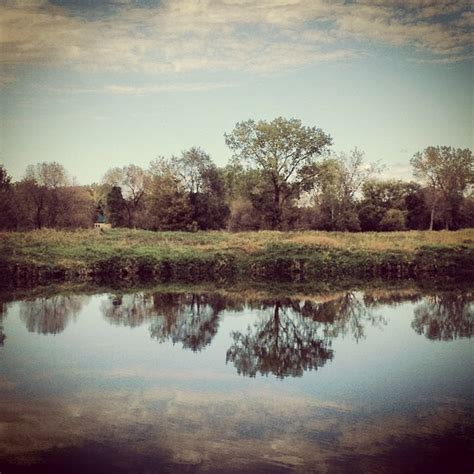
xmin=0 ymin=228 xmax=473 ymax=285
xmin=1 ymin=279 xmax=472 ymax=307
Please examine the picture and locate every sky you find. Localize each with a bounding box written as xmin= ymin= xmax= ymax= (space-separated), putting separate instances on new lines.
xmin=0 ymin=0 xmax=472 ymax=185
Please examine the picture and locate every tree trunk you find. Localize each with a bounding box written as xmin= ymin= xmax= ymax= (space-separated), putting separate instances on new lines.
xmin=36 ymin=207 xmax=42 ymax=229
xmin=126 ymin=203 xmax=133 ymax=228
xmin=429 ymin=206 xmax=435 ymax=231
xmin=272 ymin=185 xmax=281 ymax=230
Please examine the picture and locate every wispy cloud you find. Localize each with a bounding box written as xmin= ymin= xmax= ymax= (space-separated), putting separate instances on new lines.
xmin=33 ymin=82 xmax=235 ymax=95
xmin=103 ymin=82 xmax=235 ymax=95
xmin=409 ymin=53 xmax=474 ymax=65
xmin=0 ymin=72 xmax=16 ymax=88
xmin=0 ymin=0 xmax=471 ymax=85
xmin=381 ymin=163 xmax=414 ymax=181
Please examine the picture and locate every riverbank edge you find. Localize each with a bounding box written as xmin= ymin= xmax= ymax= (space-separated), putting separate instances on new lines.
xmin=1 ymin=244 xmax=472 ymax=286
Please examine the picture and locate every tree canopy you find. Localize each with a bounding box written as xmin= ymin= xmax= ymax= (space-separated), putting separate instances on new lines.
xmin=411 ymin=146 xmax=473 ymax=230
xmin=225 ymin=117 xmax=332 ymax=229
xmin=0 ymin=120 xmax=472 ymax=232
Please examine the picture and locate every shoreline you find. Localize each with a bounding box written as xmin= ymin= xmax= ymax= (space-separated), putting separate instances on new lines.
xmin=1 ymin=229 xmax=473 ymax=286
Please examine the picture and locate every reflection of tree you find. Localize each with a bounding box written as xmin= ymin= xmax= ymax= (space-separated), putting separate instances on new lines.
xmin=298 ymin=292 xmax=386 ymax=342
xmin=226 ymin=293 xmax=386 ymax=378
xmin=363 ymin=290 xmax=422 ymax=308
xmin=412 ymin=294 xmax=473 ymax=340
xmin=0 ymin=302 xmax=7 ymax=345
xmin=226 ymin=302 xmax=334 ymax=378
xmin=100 ymin=292 xmax=228 ymax=351
xmin=101 ymin=293 xmax=155 ymax=327
xmin=19 ymin=295 xmax=87 ymax=334
xmin=150 ymin=294 xmax=226 ymax=351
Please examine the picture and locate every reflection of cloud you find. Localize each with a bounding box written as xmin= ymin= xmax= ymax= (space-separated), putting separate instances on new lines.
xmin=0 ymin=383 xmax=471 ymax=472
xmin=0 ymin=0 xmax=471 ymax=85
xmin=0 ymin=376 xmax=15 ymax=391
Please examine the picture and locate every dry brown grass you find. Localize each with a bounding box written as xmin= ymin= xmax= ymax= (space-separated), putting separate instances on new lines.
xmin=1 ymin=228 xmax=473 ymax=262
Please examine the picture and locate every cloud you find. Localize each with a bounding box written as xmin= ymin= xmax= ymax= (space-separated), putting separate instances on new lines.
xmin=0 ymin=72 xmax=16 ymax=88
xmin=410 ymin=53 xmax=474 ymax=65
xmin=381 ymin=163 xmax=414 ymax=181
xmin=0 ymin=0 xmax=471 ymax=83
xmin=103 ymin=82 xmax=235 ymax=95
xmin=33 ymin=81 xmax=235 ymax=95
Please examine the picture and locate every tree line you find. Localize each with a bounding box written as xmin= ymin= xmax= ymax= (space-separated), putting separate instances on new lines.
xmin=0 ymin=117 xmax=472 ymax=232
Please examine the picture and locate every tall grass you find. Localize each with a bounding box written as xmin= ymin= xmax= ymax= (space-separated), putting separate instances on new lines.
xmin=1 ymin=228 xmax=472 ymax=256
xmin=1 ymin=228 xmax=473 ymax=284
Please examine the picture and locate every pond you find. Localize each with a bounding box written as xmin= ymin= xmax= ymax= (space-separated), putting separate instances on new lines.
xmin=0 ymin=285 xmax=472 ymax=473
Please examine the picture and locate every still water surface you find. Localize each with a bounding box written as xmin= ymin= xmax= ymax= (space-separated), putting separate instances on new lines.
xmin=0 ymin=287 xmax=472 ymax=473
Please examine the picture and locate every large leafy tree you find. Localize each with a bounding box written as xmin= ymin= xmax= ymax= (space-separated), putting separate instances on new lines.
xmin=411 ymin=146 xmax=473 ymax=230
xmin=23 ymin=161 xmax=69 ymax=229
xmin=0 ymin=165 xmax=16 ymax=230
xmin=171 ymin=147 xmax=229 ymax=230
xmin=225 ymin=117 xmax=332 ymax=229
xmin=358 ymin=179 xmax=429 ymax=231
xmin=147 ymin=170 xmax=192 ymax=231
xmin=313 ymin=149 xmax=379 ymax=231
xmin=103 ymin=165 xmax=147 ymax=227
xmin=106 ymin=186 xmax=127 ymax=227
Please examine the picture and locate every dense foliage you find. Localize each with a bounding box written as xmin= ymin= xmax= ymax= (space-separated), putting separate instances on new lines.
xmin=1 ymin=118 xmax=472 ymax=232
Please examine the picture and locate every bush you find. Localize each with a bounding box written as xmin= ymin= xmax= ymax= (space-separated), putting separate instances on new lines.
xmin=228 ymin=199 xmax=261 ymax=231
xmin=380 ymin=209 xmax=406 ymax=231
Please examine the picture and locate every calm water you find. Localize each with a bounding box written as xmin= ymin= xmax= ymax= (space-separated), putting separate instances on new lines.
xmin=0 ymin=286 xmax=472 ymax=473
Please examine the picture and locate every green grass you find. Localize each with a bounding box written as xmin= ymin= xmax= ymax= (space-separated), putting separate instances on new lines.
xmin=1 ymin=228 xmax=473 ymax=284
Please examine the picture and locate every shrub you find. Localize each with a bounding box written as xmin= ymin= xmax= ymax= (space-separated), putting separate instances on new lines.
xmin=380 ymin=209 xmax=406 ymax=231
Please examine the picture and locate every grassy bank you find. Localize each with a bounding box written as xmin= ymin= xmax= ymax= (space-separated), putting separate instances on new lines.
xmin=0 ymin=228 xmax=473 ymax=285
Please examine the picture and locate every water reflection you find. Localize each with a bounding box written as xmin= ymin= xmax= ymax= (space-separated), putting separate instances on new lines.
xmin=4 ymin=287 xmax=473 ymax=377
xmin=96 ymin=288 xmax=474 ymax=378
xmin=412 ymin=293 xmax=474 ymax=340
xmin=1 ymin=285 xmax=473 ymax=472
xmin=226 ymin=301 xmax=334 ymax=378
xmin=225 ymin=293 xmax=389 ymax=378
xmin=299 ymin=292 xmax=386 ymax=342
xmin=0 ymin=387 xmax=472 ymax=473
xmin=149 ymin=293 xmax=226 ymax=352
xmin=0 ymin=302 xmax=7 ymax=345
xmin=1 ymin=386 xmax=470 ymax=473
xmin=19 ymin=295 xmax=88 ymax=335
xmin=101 ymin=293 xmax=155 ymax=327
xmin=362 ymin=288 xmax=423 ymax=307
